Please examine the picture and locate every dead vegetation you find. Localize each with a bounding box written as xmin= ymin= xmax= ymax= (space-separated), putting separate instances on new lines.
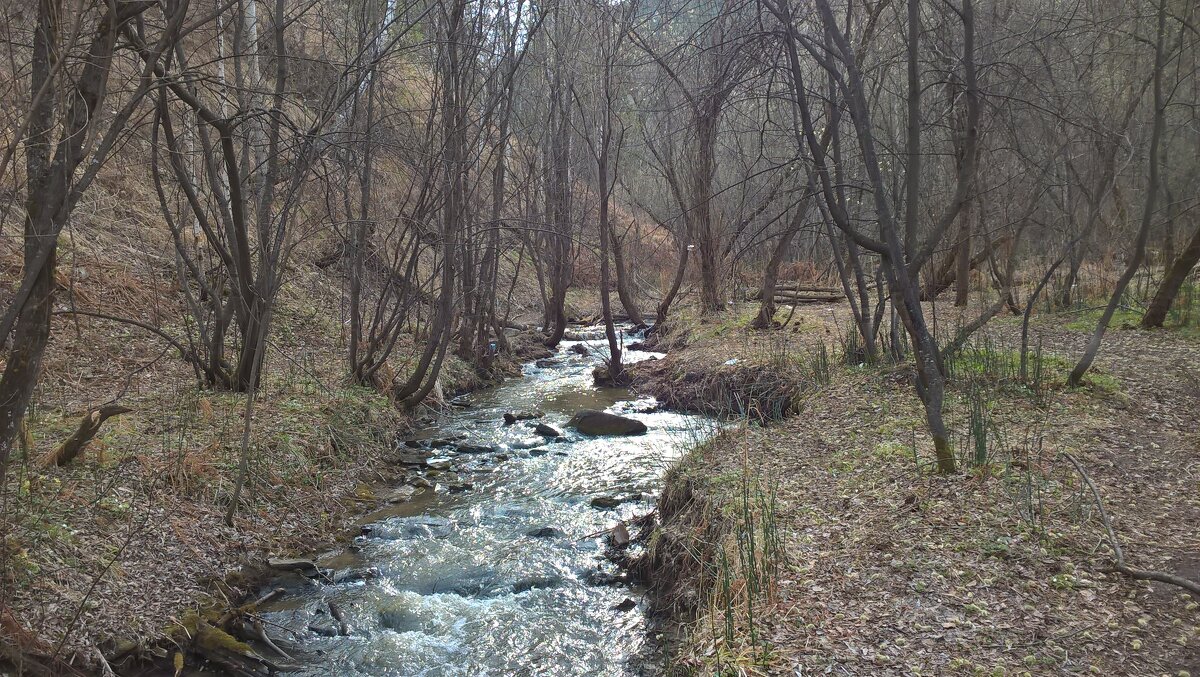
xmin=0 ymin=208 xmax=547 ymax=671
xmin=639 ymin=302 xmax=1200 ymax=675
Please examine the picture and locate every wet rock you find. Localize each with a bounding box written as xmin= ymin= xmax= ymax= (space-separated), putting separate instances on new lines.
xmin=329 ymin=567 xmax=380 ymax=584
xmin=613 ymin=598 xmax=637 ymax=612
xmin=494 ymin=453 xmax=509 ymax=461
xmin=456 ymin=444 xmax=493 ymax=454
xmin=395 ymin=451 xmax=431 ymax=466
xmin=430 ymin=435 xmax=465 ymax=448
xmin=511 ymin=575 xmax=561 ymax=593
xmin=584 ymin=570 xmax=629 ymax=586
xmin=570 ymin=344 xmax=591 ymax=356
xmin=565 ymin=330 xmax=605 ymax=341
xmin=266 ymin=556 xmax=316 ymax=571
xmin=385 ymin=485 xmax=418 ymax=503
xmin=526 ymin=527 xmax=564 ymax=539
xmin=376 ymin=516 xmax=453 ymax=539
xmin=402 ymin=439 xmax=428 ymax=449
xmin=567 ymin=410 xmax=647 ymax=436
xmin=626 ymin=341 xmax=647 ymax=351
xmin=590 ymin=496 xmax=622 ymax=510
xmin=590 ymin=494 xmax=642 ymax=510
xmin=509 ymin=438 xmax=543 ymax=450
xmin=529 ymin=448 xmax=549 ymax=456
xmin=425 ymin=457 xmax=453 ymax=471
xmin=554 ymin=436 xmax=569 ymax=444
xmin=610 ymin=521 xmax=630 ymax=548
xmin=379 ymin=607 xmax=422 ymax=632
xmin=534 ymin=359 xmax=559 ymax=369
xmin=534 ymin=423 xmax=562 ymax=437
xmin=410 ymin=565 xmax=498 ymax=596
xmin=448 ymin=481 xmax=474 ymax=493
xmin=410 ymin=476 xmax=434 ymax=489
xmin=309 ymin=622 xmax=340 ymax=637
xmin=504 ymin=411 xmax=542 ymax=425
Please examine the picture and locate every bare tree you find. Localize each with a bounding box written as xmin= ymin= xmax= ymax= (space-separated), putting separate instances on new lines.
xmin=0 ymin=0 xmax=180 ymax=484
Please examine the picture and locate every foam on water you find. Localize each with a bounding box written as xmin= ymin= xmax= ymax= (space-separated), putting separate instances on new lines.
xmin=260 ymin=331 xmax=717 ymax=676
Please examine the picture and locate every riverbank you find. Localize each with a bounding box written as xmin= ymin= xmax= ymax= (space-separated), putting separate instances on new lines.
xmin=633 ymin=303 xmax=1200 ymax=675
xmin=0 ymin=278 xmax=556 ymax=675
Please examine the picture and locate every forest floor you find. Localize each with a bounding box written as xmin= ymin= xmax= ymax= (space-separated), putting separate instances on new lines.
xmin=631 ymin=300 xmax=1200 ymax=676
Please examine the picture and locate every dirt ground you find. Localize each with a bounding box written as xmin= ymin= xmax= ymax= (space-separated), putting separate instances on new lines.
xmin=634 ymin=301 xmax=1199 ymax=676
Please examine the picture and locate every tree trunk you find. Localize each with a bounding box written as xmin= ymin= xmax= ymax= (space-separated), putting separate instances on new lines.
xmin=655 ymin=237 xmax=690 ymax=328
xmin=954 ymin=202 xmax=972 ymax=306
xmin=1141 ymin=223 xmax=1200 ymax=328
xmin=0 ymin=1 xmax=153 ymax=483
xmin=752 ymin=229 xmax=796 ymax=329
xmin=611 ymin=225 xmax=644 ymax=326
xmin=693 ymin=108 xmax=724 ymax=314
xmin=752 ymin=195 xmax=812 ymax=329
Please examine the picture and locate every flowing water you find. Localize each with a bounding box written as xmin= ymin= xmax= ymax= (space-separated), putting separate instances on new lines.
xmin=259 ymin=332 xmax=715 ymax=676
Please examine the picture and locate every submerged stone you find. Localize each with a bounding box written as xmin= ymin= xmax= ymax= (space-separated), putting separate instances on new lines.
xmin=511 ymin=575 xmax=561 ymax=593
xmin=526 ymin=526 xmax=564 ymax=539
xmin=590 ymin=496 xmax=622 ymax=509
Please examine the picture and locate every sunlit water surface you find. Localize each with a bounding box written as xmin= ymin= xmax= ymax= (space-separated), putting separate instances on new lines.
xmin=260 ymin=333 xmax=716 ymax=676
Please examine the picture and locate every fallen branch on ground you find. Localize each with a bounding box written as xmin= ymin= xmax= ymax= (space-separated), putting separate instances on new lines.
xmin=39 ymin=404 xmax=133 ymax=467
xmin=1064 ymin=453 xmax=1200 ymax=597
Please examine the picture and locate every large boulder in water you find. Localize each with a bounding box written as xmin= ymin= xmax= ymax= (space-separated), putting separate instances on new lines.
xmin=567 ymin=409 xmax=647 ymax=436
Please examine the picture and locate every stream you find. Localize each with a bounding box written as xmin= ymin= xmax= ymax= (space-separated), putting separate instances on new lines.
xmin=258 ymin=330 xmax=715 ymax=676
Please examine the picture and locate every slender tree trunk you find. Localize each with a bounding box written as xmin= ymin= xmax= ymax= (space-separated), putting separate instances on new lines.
xmin=954 ymin=202 xmax=972 ymax=306
xmin=0 ymin=2 xmax=57 ymax=484
xmin=753 ymin=195 xmax=813 ymax=329
xmin=752 ymin=229 xmax=795 ymax=329
xmin=597 ymin=73 xmax=623 ymax=381
xmin=610 ymin=225 xmax=644 ymax=326
xmin=655 ymin=237 xmax=690 ymax=328
xmin=694 ymin=109 xmax=724 ymax=314
xmin=1070 ymin=0 xmax=1168 ymax=386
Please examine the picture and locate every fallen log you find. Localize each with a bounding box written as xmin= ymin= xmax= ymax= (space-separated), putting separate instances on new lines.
xmin=774 ymin=282 xmax=842 ymax=292
xmin=771 ymin=294 xmax=845 ymax=304
xmin=748 ymin=285 xmax=843 ymax=301
xmin=39 ymin=404 xmax=132 ymax=467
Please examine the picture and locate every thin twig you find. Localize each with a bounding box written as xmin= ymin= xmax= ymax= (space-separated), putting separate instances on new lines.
xmin=1064 ymin=453 xmax=1200 ymax=597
